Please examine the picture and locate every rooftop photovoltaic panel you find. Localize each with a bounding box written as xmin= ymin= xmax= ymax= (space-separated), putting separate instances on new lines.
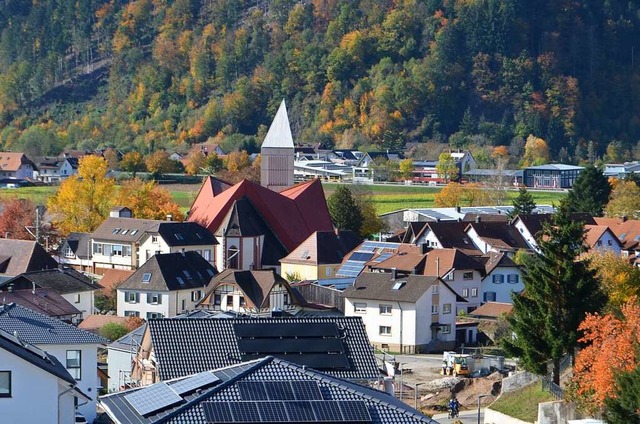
xmin=256 ymin=401 xmax=288 ymax=422
xmin=370 ymin=252 xmax=393 ymax=263
xmin=291 ymin=381 xmax=323 ymax=400
xmin=339 ymin=400 xmax=372 ymax=422
xmin=237 ymin=381 xmax=268 ymax=400
xmin=203 ymin=402 xmax=233 ymax=423
xmin=311 ymin=400 xmax=343 ymax=422
xmin=124 ymin=382 xmax=183 ymax=416
xmin=234 ymin=322 xmax=339 ymax=338
xmin=349 ymin=251 xmax=374 ymax=262
xmin=285 ymin=401 xmax=316 ymax=421
xmin=229 ymin=401 xmax=261 ymax=423
xmin=264 ymin=381 xmax=295 ymax=400
xmin=169 ymin=371 xmax=219 ymax=395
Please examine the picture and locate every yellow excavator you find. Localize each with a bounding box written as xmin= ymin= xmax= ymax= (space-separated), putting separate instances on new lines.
xmin=441 ymin=352 xmax=472 ymax=377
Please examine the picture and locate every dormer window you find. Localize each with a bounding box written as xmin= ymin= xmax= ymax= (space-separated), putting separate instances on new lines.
xmin=142 ymin=273 xmax=152 ymax=283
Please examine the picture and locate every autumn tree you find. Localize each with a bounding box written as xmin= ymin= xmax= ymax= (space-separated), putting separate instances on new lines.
xmin=100 ymin=322 xmax=130 ymax=341
xmin=502 ymin=202 xmax=606 ymax=385
xmin=0 ymin=198 xmax=37 ymax=240
xmin=48 ymin=156 xmax=116 ymax=234
xmin=327 ymin=186 xmax=363 ymax=234
xmin=436 ymin=152 xmax=458 ymax=183
xmin=114 ymin=178 xmax=184 ymax=221
xmin=120 ymin=151 xmax=147 ymax=177
xmin=509 ymin=187 xmax=536 ymax=217
xmin=434 ymin=183 xmax=491 ymax=207
xmin=225 ymin=150 xmax=251 ymax=172
xmin=145 ymin=151 xmax=179 ymax=177
xmin=586 ymin=251 xmax=640 ymax=312
xmin=350 ymin=185 xmax=384 ymax=238
xmin=604 ymin=180 xmax=640 ymax=219
xmin=522 ymin=135 xmax=550 ymax=167
xmin=103 ymin=148 xmax=120 ymax=171
xmin=567 ymin=165 xmax=611 ymax=216
xmin=398 ymin=158 xmax=414 ymax=180
xmin=184 ymin=147 xmax=207 ymax=175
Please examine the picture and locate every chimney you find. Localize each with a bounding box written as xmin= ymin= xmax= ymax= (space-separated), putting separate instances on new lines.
xmin=421 ymin=243 xmax=429 ymax=254
xmin=7 ymin=284 xmax=13 ymax=293
xmin=32 ymin=282 xmax=36 ymax=295
xmin=476 ymin=216 xmax=481 ymax=223
xmin=391 ymin=267 xmax=397 ymax=281
xmin=456 ymin=206 xmax=461 ymax=213
xmin=436 ymin=256 xmax=440 ymax=277
xmin=622 ymin=215 xmax=628 ymax=222
xmin=166 ymin=214 xmax=173 ymax=221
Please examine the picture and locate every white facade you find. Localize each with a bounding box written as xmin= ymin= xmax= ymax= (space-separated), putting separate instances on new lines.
xmin=61 ymin=290 xmax=95 ymax=322
xmin=92 ymin=239 xmax=138 ymax=271
xmin=117 ymin=288 xmax=206 ymax=319
xmin=0 ymin=348 xmax=77 ymax=424
xmin=138 ymin=236 xmax=214 ymax=267
xmin=415 ymin=228 xmax=442 ymax=248
xmin=107 ymin=348 xmax=135 ymax=393
xmin=512 ymin=218 xmax=540 ymax=252
xmin=215 ymin=235 xmax=277 ymax=272
xmin=207 ymin=282 xmax=294 ymax=314
xmin=345 ymin=283 xmax=457 ymax=353
xmin=441 ymin=269 xmax=483 ymax=313
xmin=481 ymin=266 xmax=523 ymax=303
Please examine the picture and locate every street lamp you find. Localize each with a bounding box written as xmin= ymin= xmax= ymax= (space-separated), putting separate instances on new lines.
xmin=477 ymin=394 xmax=491 ymax=424
xmin=414 ymin=382 xmax=424 ymax=410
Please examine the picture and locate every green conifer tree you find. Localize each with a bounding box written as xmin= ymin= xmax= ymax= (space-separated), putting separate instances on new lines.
xmin=566 ymin=165 xmax=611 ymax=216
xmin=327 ymin=186 xmax=363 ymax=234
xmin=509 ymin=187 xmax=536 ymax=217
xmin=603 ymin=364 xmax=640 ymax=423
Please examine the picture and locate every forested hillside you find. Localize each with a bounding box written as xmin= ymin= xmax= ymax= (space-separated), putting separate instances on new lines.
xmin=1 ymin=0 xmax=639 ymax=165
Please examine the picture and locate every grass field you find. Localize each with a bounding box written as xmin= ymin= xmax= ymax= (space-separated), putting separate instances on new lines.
xmin=0 ymin=182 xmax=566 ymax=216
xmin=489 ymin=382 xmax=555 ymax=422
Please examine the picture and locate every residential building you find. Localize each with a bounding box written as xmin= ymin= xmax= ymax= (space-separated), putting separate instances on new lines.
xmin=412 ymin=221 xmax=481 ymax=256
xmin=0 ymin=152 xmax=35 ymax=179
xmin=0 ymin=303 xmax=107 ymax=422
xmin=106 ymin=323 xmax=146 ymax=393
xmin=584 ymin=225 xmax=622 ymax=254
xmin=0 ymin=288 xmax=81 ymax=321
xmin=1 ymin=268 xmax=102 ymax=321
xmin=33 ymin=156 xmax=79 ymax=183
xmin=0 ymin=327 xmax=90 ymax=424
xmin=58 ymin=232 xmax=92 ymax=271
xmin=512 ymin=213 xmax=597 ymax=252
xmin=132 ymin=316 xmax=379 ymax=385
xmin=478 ymin=252 xmax=523 ymax=303
xmin=343 ymin=273 xmax=460 ymax=353
xmin=328 ymin=149 xmax=364 ymax=166
xmin=198 ymin=268 xmax=298 ymax=314
xmin=0 ymin=239 xmax=58 ymax=279
xmin=280 ymin=230 xmax=362 ymax=280
xmin=137 ymin=221 xmax=218 ymax=266
xmin=261 ymin=99 xmax=295 ymax=192
xmin=117 ymin=251 xmax=217 ymax=319
xmin=464 ymin=219 xmax=530 ymax=256
xmin=101 ymin=356 xmax=436 ymax=424
xmin=356 ymin=150 xmax=405 ymax=168
xmin=523 ymin=164 xmax=584 ymax=189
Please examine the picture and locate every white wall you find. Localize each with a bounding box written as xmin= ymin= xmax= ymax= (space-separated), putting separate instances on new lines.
xmin=117 ymin=290 xmax=171 ymax=318
xmin=466 ymin=227 xmax=490 ymax=253
xmin=513 ymin=219 xmax=540 ymax=252
xmin=482 ymin=266 xmax=523 ymax=303
xmin=107 ymin=348 xmax=135 ymax=393
xmin=443 ymin=269 xmax=483 ymax=313
xmin=61 ymin=290 xmax=95 ymax=321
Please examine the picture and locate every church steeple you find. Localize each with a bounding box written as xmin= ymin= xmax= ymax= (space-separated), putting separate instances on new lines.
xmin=260 ymin=99 xmax=295 ymax=192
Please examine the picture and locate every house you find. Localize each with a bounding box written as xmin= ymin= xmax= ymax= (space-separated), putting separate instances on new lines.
xmin=33 ymin=156 xmax=79 ymax=183
xmin=194 ymin=140 xmax=226 ymax=157
xmin=523 ymin=164 xmax=584 ymax=189
xmin=0 ymin=239 xmax=58 ymax=279
xmin=0 ymin=303 xmax=107 ymax=422
xmin=58 ymin=232 xmax=92 ymax=271
xmin=197 ymin=268 xmax=299 ymax=314
xmin=0 ymin=152 xmax=35 ymax=179
xmin=367 ymin=246 xmax=428 ymax=275
xmin=261 ymin=99 xmax=295 ymax=192
xmin=137 ymin=221 xmax=218 ymax=266
xmin=188 ymin=177 xmax=333 ymax=272
xmin=101 ymin=356 xmax=436 ymax=424
xmin=357 ymin=151 xmax=405 ymax=168
xmin=478 ymin=252 xmax=523 ymax=303
xmin=451 ymin=150 xmax=477 ymax=173
xmin=464 ymin=219 xmax=530 ymax=256
xmin=117 ymin=251 xmax=217 ymax=319
xmin=328 ymin=149 xmax=364 ymax=165
xmin=0 ymin=288 xmax=81 ymax=321
xmin=412 ymin=221 xmax=481 ymax=255
xmin=132 ymin=316 xmax=379 ymax=385
xmin=584 ymin=225 xmax=622 ymax=254
xmin=1 ymin=268 xmax=102 ymax=321
xmin=0 ymin=327 xmax=90 ymax=424
xmin=280 ymin=230 xmax=362 ymax=280
xmin=603 ymin=161 xmax=640 ymax=178
xmin=467 ymin=302 xmax=513 ymax=344
xmin=106 ymin=323 xmax=147 ymax=393
xmin=343 ymin=272 xmax=460 ymax=353
xmin=512 ymin=213 xmax=597 ymax=252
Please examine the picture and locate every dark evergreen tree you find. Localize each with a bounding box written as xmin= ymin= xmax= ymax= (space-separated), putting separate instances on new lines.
xmin=566 ymin=166 xmax=611 ymax=216
xmin=502 ymin=201 xmax=606 ymax=385
xmin=603 ymin=364 xmax=640 ymax=423
xmin=509 ymin=187 xmax=536 ymax=217
xmin=327 ymin=186 xmax=363 ymax=234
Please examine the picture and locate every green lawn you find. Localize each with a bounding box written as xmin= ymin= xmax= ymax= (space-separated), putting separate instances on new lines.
xmin=489 ymin=382 xmax=555 ymax=422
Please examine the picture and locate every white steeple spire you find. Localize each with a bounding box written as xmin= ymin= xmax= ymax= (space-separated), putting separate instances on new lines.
xmin=261 ymin=99 xmax=294 ymax=149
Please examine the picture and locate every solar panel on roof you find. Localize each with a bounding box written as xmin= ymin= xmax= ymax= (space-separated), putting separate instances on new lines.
xmin=237 ymin=381 xmax=268 ymax=400
xmin=291 ymin=381 xmax=323 ymax=400
xmin=170 ymin=371 xmax=219 ymax=395
xmin=124 ymin=382 xmax=183 ymax=416
xmin=371 ymin=252 xmax=392 ymax=263
xmin=234 ymin=323 xmax=339 ymax=338
xmin=202 ymin=402 xmax=233 ymax=423
xmin=349 ymin=252 xmax=374 ymax=262
xmin=264 ymin=381 xmax=295 ymax=400
xmin=338 ymin=400 xmax=372 ymax=422
xmin=285 ymin=401 xmax=316 ymax=421
xmin=229 ymin=401 xmax=261 ymax=422
xmin=256 ymin=401 xmax=288 ymax=422
xmin=311 ymin=400 xmax=343 ymax=422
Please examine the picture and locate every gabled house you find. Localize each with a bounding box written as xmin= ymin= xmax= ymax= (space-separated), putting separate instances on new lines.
xmin=197 ymin=268 xmax=298 ymax=314
xmin=117 ymin=251 xmax=217 ymax=319
xmin=584 ymin=225 xmax=622 ymax=254
xmin=0 ymin=303 xmax=107 ymax=422
xmin=0 ymin=239 xmax=58 ymax=279
xmin=280 ymin=230 xmax=362 ymax=280
xmin=512 ymin=213 xmax=597 ymax=252
xmin=58 ymin=232 xmax=92 ymax=271
xmin=137 ymin=221 xmax=218 ymax=266
xmin=132 ymin=316 xmax=379 ymax=386
xmin=464 ymin=219 xmax=530 ymax=256
xmin=33 ymin=156 xmax=79 ymax=183
xmin=102 ymin=356 xmax=436 ymax=424
xmin=328 ymin=149 xmax=364 ymax=165
xmin=412 ymin=221 xmax=482 ymax=256
xmin=0 ymin=327 xmax=90 ymax=424
xmin=367 ymin=246 xmax=428 ymax=275
xmin=343 ymin=272 xmax=460 ymax=353
xmin=357 ymin=151 xmax=405 ymax=168
xmin=0 ymin=288 xmax=81 ymax=321
xmin=0 ymin=152 xmax=35 ymax=179
xmin=1 ymin=268 xmax=102 ymax=321
xmin=477 ymin=252 xmax=523 ymax=303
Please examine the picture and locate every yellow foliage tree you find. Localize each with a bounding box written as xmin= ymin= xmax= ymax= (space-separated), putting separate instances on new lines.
xmin=114 ymin=179 xmax=185 ymax=221
xmin=604 ymin=180 xmax=640 ymax=219
xmin=398 ymin=158 xmax=414 ymax=180
xmin=225 ymin=151 xmax=251 ymax=172
xmin=586 ymin=251 xmax=640 ymax=311
xmin=48 ymin=156 xmax=115 ymax=234
xmin=522 ymin=135 xmax=550 ymax=166
xmin=435 ymin=183 xmax=491 ymax=207
xmin=184 ymin=147 xmax=207 ymax=175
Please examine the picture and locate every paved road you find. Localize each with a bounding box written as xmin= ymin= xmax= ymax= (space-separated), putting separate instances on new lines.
xmin=432 ymin=408 xmax=485 ymax=424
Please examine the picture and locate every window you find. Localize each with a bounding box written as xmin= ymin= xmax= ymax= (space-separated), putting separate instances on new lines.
xmin=471 ymin=288 xmax=478 ymax=297
xmin=121 ymin=229 xmax=128 ymax=235
xmin=507 ymin=274 xmax=520 ymax=284
xmin=432 ymin=285 xmax=439 ymax=294
xmin=227 ymin=246 xmax=239 ymax=269
xmin=152 ymin=236 xmax=158 ymax=244
xmin=146 ymin=312 xmax=164 ymax=319
xmin=354 ymin=302 xmax=367 ymax=313
xmin=175 ymin=233 xmax=184 ymax=240
xmin=441 ymin=324 xmax=451 ymax=334
xmin=484 ymin=291 xmax=497 ymax=302
xmin=379 ymin=326 xmax=392 ymax=336
xmin=181 ymin=299 xmax=186 ymax=311
xmin=226 ymin=295 xmax=234 ymax=307
xmin=379 ymin=304 xmax=392 ymax=315
xmin=124 ymin=311 xmax=140 ymax=317
xmin=142 ymin=273 xmax=152 ymax=283
xmin=607 ymin=239 xmax=613 ymax=246
xmin=183 ymin=270 xmax=192 ymax=280
xmin=325 ymin=267 xmax=331 ymax=276
xmin=492 ymin=275 xmax=504 ymax=284
xmin=446 ymin=272 xmax=454 ymax=280
xmin=203 ymin=250 xmax=211 ymax=261
xmin=463 ymin=272 xmax=473 ymax=280
xmin=66 ymin=350 xmax=81 ymax=380
xmin=462 ymin=288 xmax=469 ymax=297
xmin=596 ymin=240 xmax=602 ymax=246
xmin=73 ymin=294 xmax=80 ymax=304
xmin=112 ymin=228 xmax=121 ymax=235
xmin=191 ymin=291 xmax=202 ymax=302
xmin=176 ymin=276 xmax=185 ymax=285
xmin=147 ymin=293 xmax=161 ymax=305
xmin=130 ymin=230 xmax=138 ymax=236
xmin=123 ymin=245 xmax=132 ymax=257
xmin=239 ymin=296 xmax=246 ymax=307
xmin=63 ymin=246 xmax=74 ymax=258
xmin=431 ymin=304 xmax=438 ymax=314
xmin=112 ymin=244 xmax=123 ymax=256
xmin=0 ymin=371 xmax=11 ymax=397
xmin=284 ymin=293 xmax=290 ymax=305
xmin=93 ymin=243 xmax=103 ymax=255
xmin=125 ymin=292 xmax=138 ymax=303
xmin=206 ymin=268 xmax=214 ymax=277
xmin=214 ymin=294 xmax=221 ymax=305
xmin=443 ymin=303 xmax=452 ymax=314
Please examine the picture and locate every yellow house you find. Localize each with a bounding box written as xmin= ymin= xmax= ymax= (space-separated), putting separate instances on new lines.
xmin=280 ymin=230 xmax=361 ymax=281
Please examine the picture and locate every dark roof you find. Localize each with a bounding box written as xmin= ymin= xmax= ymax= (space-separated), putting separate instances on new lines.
xmin=0 ymin=240 xmax=58 ymax=276
xmin=108 ymin=323 xmax=147 ymax=352
xmin=479 ymin=252 xmax=519 ymax=275
xmin=0 ymin=303 xmax=107 ymax=345
xmin=118 ymin=252 xmax=217 ymax=292
xmin=465 ymin=221 xmax=529 ymax=251
xmin=1 ymin=268 xmax=102 ymax=294
xmin=281 ymin=230 xmax=362 ymax=265
xmin=425 ymin=221 xmax=482 ymax=255
xmin=514 ymin=213 xmax=596 ymax=240
xmin=0 ymin=328 xmax=77 ymax=386
xmin=154 ymin=222 xmax=217 ymax=247
xmin=100 ymin=356 xmax=435 ymax=424
xmin=146 ymin=316 xmax=379 ymax=381
xmin=61 ymin=232 xmax=91 ymax=259
xmin=344 ymin=274 xmax=444 ymax=302
xmin=92 ymin=217 xmax=163 ymax=242
xmin=0 ymin=288 xmax=81 ymax=318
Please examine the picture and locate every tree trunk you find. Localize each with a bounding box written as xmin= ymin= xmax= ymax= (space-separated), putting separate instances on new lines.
xmin=552 ymin=357 xmax=560 ymax=386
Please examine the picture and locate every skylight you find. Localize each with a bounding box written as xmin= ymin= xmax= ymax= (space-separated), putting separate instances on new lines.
xmin=176 ymin=276 xmax=185 ymax=285
xmin=183 ymin=270 xmax=192 ymax=280
xmin=175 ymin=233 xmax=184 ymax=240
xmin=392 ymin=281 xmax=406 ymax=290
xmin=130 ymin=230 xmax=138 ymax=236
xmin=121 ymin=229 xmax=129 ymax=235
xmin=112 ymin=228 xmax=121 ymax=234
xmin=142 ymin=273 xmax=152 ymax=283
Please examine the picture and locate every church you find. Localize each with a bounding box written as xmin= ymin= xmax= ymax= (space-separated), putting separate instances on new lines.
xmin=188 ymin=100 xmax=334 ymax=272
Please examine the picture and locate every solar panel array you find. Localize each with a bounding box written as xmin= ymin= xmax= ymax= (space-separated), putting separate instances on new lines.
xmin=202 ymin=400 xmax=372 ymax=423
xmin=237 ymin=381 xmax=323 ymax=401
xmin=124 ymin=382 xmax=183 ymax=416
xmin=169 ymin=371 xmax=220 ymax=395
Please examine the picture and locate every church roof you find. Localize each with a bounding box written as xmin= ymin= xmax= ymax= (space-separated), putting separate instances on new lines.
xmin=261 ymin=99 xmax=294 ymax=149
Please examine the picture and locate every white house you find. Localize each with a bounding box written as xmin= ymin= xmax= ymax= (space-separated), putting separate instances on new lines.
xmin=343 ymin=272 xmax=460 ymax=353
xmin=0 ymin=303 xmax=106 ymax=422
xmin=116 ymin=251 xmax=217 ymax=319
xmin=0 ymin=327 xmax=90 ymax=424
xmin=479 ymin=252 xmax=523 ymax=303
xmin=137 ymin=222 xmax=217 ymax=266
xmin=464 ymin=220 xmax=530 ymax=256
xmin=0 ymin=152 xmax=35 ymax=179
xmin=58 ymin=232 xmax=93 ymax=272
xmin=584 ymin=225 xmax=622 ymax=254
xmin=106 ymin=324 xmax=146 ymax=392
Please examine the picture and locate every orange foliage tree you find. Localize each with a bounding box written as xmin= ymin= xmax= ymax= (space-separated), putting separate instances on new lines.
xmin=434 ymin=183 xmax=491 ymax=207
xmin=114 ymin=179 xmax=184 ymax=221
xmin=0 ymin=198 xmax=36 ymax=240
xmin=569 ymin=300 xmax=640 ymax=414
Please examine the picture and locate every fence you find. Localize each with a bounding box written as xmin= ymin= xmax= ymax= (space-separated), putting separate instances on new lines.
xmin=541 ymin=376 xmax=564 ymax=400
xmin=294 ymin=283 xmax=345 ymax=313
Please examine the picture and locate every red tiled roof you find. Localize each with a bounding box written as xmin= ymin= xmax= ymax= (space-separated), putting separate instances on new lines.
xmin=188 ymin=177 xmax=333 ymax=251
xmin=98 ymin=269 xmax=134 ymax=295
xmin=469 ymin=302 xmax=513 ymax=318
xmin=423 ymin=248 xmax=484 ymax=277
xmin=78 ymin=314 xmax=129 ymax=332
xmin=584 ymin=225 xmax=613 ymax=248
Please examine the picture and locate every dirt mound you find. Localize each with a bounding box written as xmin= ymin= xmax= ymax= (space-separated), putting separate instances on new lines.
xmin=419 ymin=372 xmax=502 ymax=414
